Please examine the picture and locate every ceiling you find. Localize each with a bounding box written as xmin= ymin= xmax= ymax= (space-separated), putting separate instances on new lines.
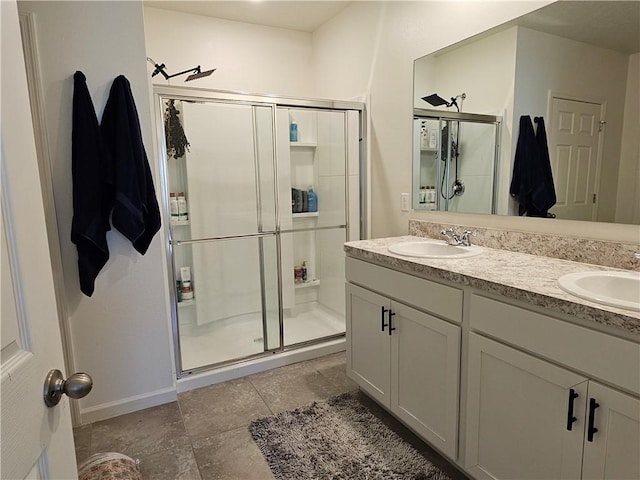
xmin=144 ymin=1 xmax=639 ymax=53
xmin=144 ymin=1 xmax=352 ymax=32
xmin=519 ymin=1 xmax=640 ymax=54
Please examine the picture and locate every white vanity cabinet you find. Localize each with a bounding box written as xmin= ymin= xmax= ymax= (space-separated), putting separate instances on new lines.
xmin=465 ymin=295 xmax=640 ymax=480
xmin=346 ymin=258 xmax=462 ymax=459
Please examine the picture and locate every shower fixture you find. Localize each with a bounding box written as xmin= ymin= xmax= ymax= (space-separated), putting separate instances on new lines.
xmin=422 ymin=92 xmax=466 ymax=112
xmin=146 ymin=57 xmax=216 ymax=82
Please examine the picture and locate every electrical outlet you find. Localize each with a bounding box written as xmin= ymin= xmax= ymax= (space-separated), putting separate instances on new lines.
xmin=400 ymin=193 xmax=410 ymax=212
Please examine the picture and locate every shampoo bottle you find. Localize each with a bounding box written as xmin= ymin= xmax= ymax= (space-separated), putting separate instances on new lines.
xmin=307 ymin=187 xmax=317 ymax=212
xmin=177 ymin=192 xmax=188 ymax=221
xmin=290 ymin=121 xmax=298 ymax=142
xmin=170 ymin=193 xmax=179 ymax=220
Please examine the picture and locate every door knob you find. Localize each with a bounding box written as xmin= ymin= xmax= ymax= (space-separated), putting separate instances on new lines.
xmin=43 ymin=369 xmax=93 ymax=407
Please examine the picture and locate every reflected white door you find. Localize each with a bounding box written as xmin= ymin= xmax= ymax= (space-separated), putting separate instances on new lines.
xmin=548 ymin=96 xmax=603 ymax=221
xmin=1 ymin=0 xmax=77 ymax=477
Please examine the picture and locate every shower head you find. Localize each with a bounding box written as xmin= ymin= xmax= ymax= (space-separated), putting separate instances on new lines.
xmin=185 ymin=66 xmax=216 ymax=82
xmin=422 ymin=93 xmax=449 ymax=107
xmin=146 ymin=58 xmax=216 ymax=82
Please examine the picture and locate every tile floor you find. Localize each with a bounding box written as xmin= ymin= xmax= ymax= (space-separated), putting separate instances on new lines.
xmin=73 ymin=352 xmax=467 ymax=479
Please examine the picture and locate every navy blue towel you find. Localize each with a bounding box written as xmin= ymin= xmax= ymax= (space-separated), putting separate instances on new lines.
xmin=101 ymin=75 xmax=161 ymax=254
xmin=510 ymin=115 xmax=556 ymax=217
xmin=71 ymin=71 xmax=111 ymax=297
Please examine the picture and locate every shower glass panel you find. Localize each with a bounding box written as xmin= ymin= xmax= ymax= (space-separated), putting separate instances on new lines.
xmin=413 ymin=110 xmax=501 ymax=214
xmin=281 ymin=227 xmax=347 ymax=347
xmin=174 ymin=236 xmax=279 ymax=370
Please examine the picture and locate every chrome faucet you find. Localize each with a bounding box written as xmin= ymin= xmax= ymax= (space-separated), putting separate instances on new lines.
xmin=441 ymin=228 xmax=476 ymax=247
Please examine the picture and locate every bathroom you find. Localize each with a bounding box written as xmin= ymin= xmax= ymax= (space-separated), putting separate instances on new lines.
xmin=2 ymin=0 xmax=638 ymax=477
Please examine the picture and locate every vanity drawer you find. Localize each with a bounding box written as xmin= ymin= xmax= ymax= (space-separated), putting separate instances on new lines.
xmin=470 ymin=294 xmax=640 ymax=394
xmin=346 ymin=257 xmax=462 ymax=322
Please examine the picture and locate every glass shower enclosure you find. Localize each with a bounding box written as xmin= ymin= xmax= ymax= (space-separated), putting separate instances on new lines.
xmin=412 ymin=109 xmax=501 ymax=214
xmin=153 ymin=87 xmax=364 ymax=376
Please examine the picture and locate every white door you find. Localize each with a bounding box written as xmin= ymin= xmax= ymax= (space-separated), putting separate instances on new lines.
xmin=1 ymin=0 xmax=78 ymax=477
xmin=548 ymin=96 xmax=603 ymax=221
xmin=346 ymin=283 xmax=391 ymax=407
xmin=390 ymin=301 xmax=460 ymax=459
xmin=464 ymin=333 xmax=588 ymax=480
xmin=581 ymin=381 xmax=640 ymax=480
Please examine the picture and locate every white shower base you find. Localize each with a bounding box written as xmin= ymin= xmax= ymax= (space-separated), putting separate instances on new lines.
xmin=178 ymin=302 xmax=344 ymax=371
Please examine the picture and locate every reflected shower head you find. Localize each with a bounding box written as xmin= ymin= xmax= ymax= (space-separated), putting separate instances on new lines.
xmin=422 ymin=92 xmax=466 ymax=112
xmin=185 ymin=66 xmax=216 ymax=82
xmin=422 ymin=93 xmax=449 ymax=107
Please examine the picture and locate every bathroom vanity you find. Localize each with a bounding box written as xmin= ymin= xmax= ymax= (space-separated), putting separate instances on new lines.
xmin=345 ymin=232 xmax=640 ymax=480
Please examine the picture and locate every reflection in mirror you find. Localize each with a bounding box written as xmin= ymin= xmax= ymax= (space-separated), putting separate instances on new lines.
xmin=413 ymin=1 xmax=639 ymax=224
xmin=413 ymin=110 xmax=501 ymax=214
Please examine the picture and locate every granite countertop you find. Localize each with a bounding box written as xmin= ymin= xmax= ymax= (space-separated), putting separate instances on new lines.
xmin=345 ymin=236 xmax=640 ymax=338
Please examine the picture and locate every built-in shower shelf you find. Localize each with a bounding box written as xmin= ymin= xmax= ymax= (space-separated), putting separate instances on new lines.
xmin=290 ymin=142 xmax=317 ymax=148
xmin=171 ymin=220 xmax=190 ymax=227
xmin=178 ymin=299 xmax=195 ymax=308
xmin=295 ymin=279 xmax=320 ymax=289
xmin=292 ymin=212 xmax=319 ymax=218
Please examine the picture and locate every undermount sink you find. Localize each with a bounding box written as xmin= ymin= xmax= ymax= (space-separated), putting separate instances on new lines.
xmin=557 ymin=271 xmax=640 ymax=312
xmin=387 ymin=239 xmax=483 ymax=259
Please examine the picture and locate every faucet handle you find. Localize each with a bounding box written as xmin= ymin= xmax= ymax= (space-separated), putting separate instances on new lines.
xmin=460 ymin=230 xmax=477 ymax=246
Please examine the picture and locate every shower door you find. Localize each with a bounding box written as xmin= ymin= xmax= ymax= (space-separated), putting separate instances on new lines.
xmin=164 ymin=99 xmax=281 ymax=372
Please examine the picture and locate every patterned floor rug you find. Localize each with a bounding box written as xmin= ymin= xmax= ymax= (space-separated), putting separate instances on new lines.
xmin=249 ymin=392 xmax=452 ymax=480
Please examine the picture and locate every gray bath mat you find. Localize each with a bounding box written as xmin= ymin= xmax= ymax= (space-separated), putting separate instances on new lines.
xmin=249 ymin=392 xmax=452 ymax=480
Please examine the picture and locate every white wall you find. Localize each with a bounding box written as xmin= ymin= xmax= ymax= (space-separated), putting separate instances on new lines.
xmin=20 ymin=1 xmax=175 ymax=423
xmin=513 ymin=27 xmax=630 ymax=223
xmin=311 ymin=1 xmax=552 ymax=238
xmin=143 ymin=6 xmax=315 ymax=97
xmin=616 ymin=53 xmax=640 ymax=224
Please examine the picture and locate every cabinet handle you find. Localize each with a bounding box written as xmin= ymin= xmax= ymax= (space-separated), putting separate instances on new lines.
xmin=566 ymin=388 xmax=579 ymax=431
xmin=388 ymin=310 xmax=396 ymax=336
xmin=587 ymin=397 xmax=599 ymax=442
xmin=381 ymin=306 xmax=389 ymax=332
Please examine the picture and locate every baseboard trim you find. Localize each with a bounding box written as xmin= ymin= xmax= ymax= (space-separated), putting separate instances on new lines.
xmin=177 ymin=339 xmax=346 ymax=393
xmin=79 ymin=387 xmax=177 ymax=425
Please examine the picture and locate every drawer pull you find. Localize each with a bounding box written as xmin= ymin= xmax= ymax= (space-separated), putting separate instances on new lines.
xmin=587 ymin=398 xmax=599 ymax=442
xmin=566 ymin=388 xmax=579 ymax=431
xmin=388 ymin=310 xmax=396 ymax=336
xmin=381 ymin=306 xmax=389 ymax=332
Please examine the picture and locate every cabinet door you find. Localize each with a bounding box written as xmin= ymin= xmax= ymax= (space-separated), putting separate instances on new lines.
xmin=581 ymin=381 xmax=640 ymax=480
xmin=390 ymin=301 xmax=461 ymax=459
xmin=464 ymin=333 xmax=588 ymax=480
xmin=346 ymin=283 xmax=391 ymax=407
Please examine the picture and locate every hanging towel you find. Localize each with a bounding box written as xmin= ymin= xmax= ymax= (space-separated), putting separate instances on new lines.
xmin=71 ymin=71 xmax=111 ymax=297
xmin=530 ymin=116 xmax=556 ymax=216
xmin=510 ymin=115 xmax=556 ymax=217
xmin=101 ymin=75 xmax=161 ymax=254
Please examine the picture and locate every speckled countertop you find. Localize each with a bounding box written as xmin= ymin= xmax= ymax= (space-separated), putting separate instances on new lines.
xmin=345 ymin=236 xmax=640 ymax=338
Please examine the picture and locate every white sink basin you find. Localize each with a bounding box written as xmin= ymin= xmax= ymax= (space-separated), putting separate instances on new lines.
xmin=557 ymin=271 xmax=640 ymax=312
xmin=387 ymin=240 xmax=482 ymax=259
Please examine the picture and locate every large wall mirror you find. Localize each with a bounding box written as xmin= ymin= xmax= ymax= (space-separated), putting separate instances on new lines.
xmin=413 ymin=1 xmax=639 ymax=225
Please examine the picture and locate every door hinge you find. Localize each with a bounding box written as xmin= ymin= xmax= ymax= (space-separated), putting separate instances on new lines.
xmin=598 ymin=121 xmax=607 ymax=132
xmin=592 ymin=193 xmax=597 ymax=203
